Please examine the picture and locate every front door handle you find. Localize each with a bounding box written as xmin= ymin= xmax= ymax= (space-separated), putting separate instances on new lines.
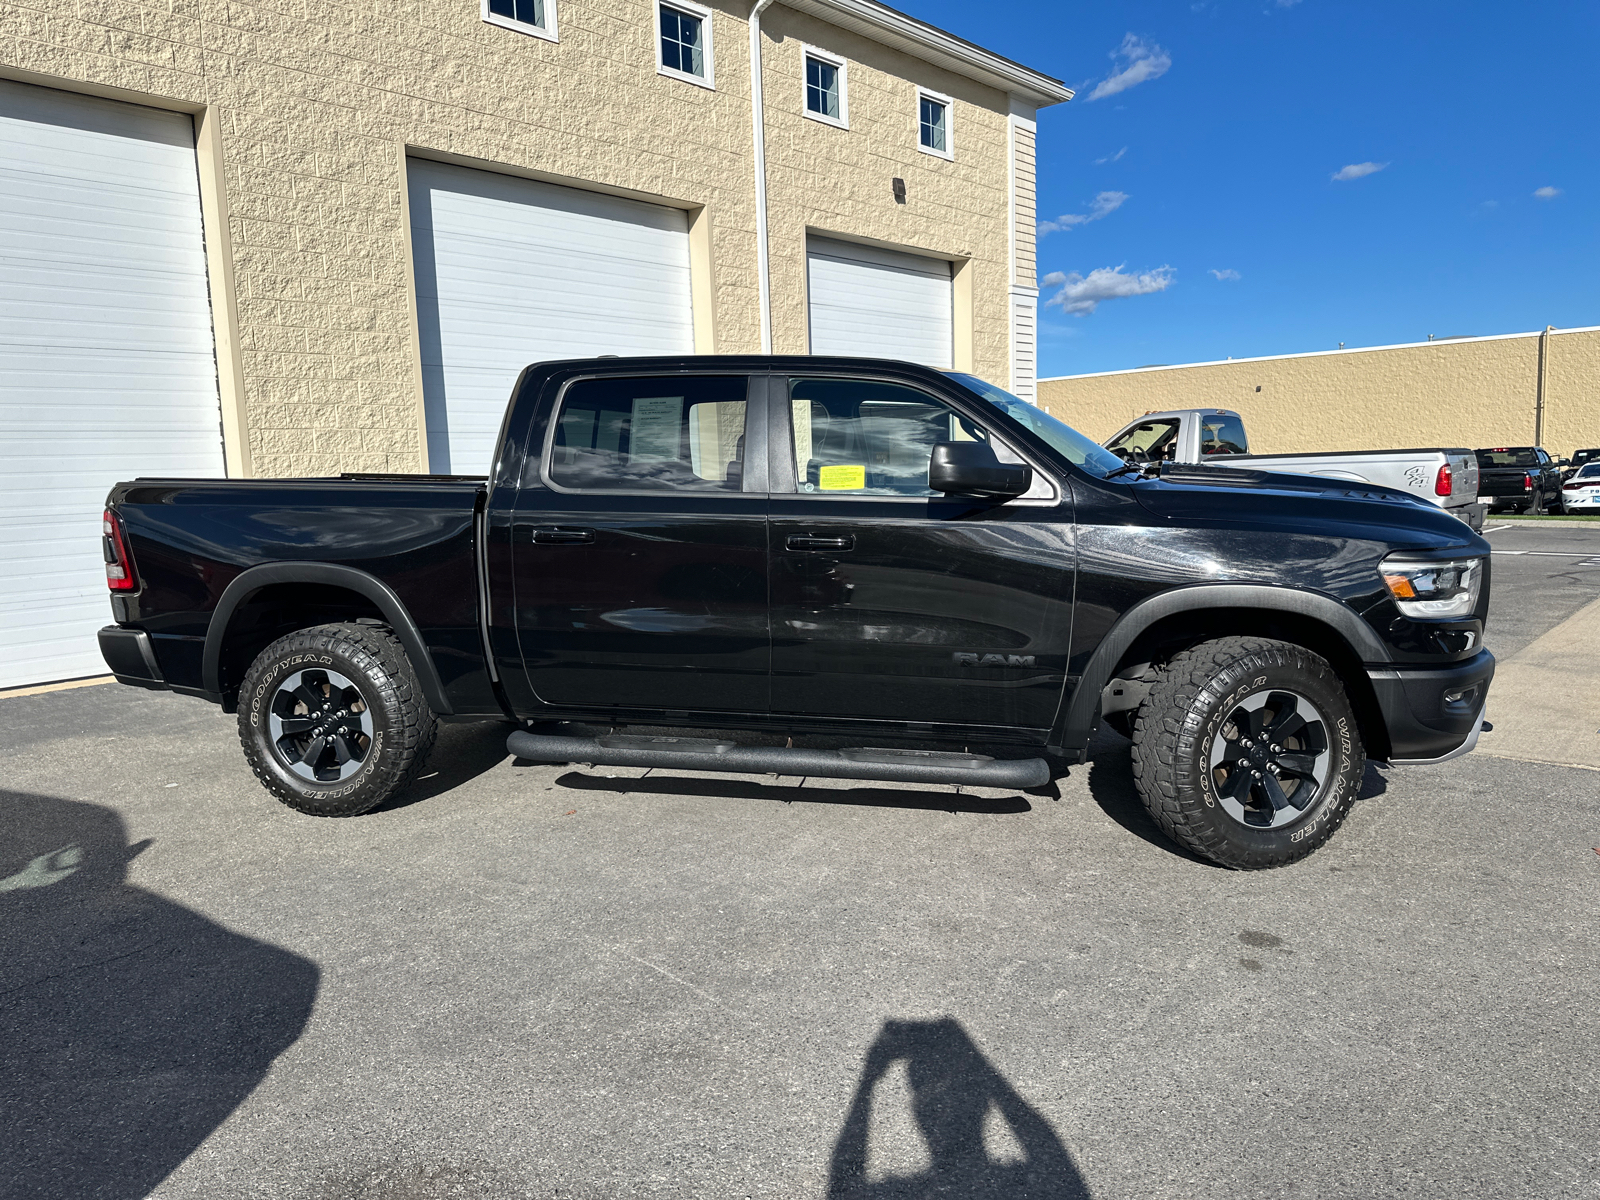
xmin=786 ymin=533 xmax=855 ymax=552
xmin=529 ymin=526 xmax=595 ymax=545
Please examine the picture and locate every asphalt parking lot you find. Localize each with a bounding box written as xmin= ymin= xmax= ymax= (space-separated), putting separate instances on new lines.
xmin=3 ymin=522 xmax=1598 ymax=1200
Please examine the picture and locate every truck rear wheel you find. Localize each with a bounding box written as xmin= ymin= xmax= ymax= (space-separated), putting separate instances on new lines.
xmin=1129 ymin=636 xmax=1364 ymax=870
xmin=237 ymin=622 xmax=438 ymax=817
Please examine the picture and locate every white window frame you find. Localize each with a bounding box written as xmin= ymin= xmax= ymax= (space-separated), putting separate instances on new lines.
xmin=916 ymin=86 xmax=954 ymax=161
xmin=655 ymin=0 xmax=716 ymax=91
xmin=801 ymin=45 xmax=849 ymax=129
xmin=481 ymin=0 xmax=558 ymax=44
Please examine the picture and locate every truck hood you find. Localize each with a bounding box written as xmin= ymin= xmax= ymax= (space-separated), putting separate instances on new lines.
xmin=1128 ymin=462 xmax=1485 ymax=552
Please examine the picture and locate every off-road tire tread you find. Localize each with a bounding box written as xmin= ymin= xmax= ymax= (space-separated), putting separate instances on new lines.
xmin=237 ymin=622 xmax=438 ymax=817
xmin=1129 ymin=636 xmax=1362 ymax=870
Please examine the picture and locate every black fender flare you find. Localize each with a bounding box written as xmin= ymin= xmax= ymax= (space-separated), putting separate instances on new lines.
xmin=202 ymin=562 xmax=453 ymax=714
xmin=1056 ymin=584 xmax=1389 ymax=749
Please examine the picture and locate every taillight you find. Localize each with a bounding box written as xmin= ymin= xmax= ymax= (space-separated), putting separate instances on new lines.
xmin=1523 ymin=473 xmax=1534 ymax=491
xmin=103 ymin=508 xmax=137 ymax=591
xmin=1435 ymin=463 xmax=1453 ymax=497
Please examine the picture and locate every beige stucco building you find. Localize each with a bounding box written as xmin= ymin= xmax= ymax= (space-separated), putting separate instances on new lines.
xmin=1038 ymin=326 xmax=1600 ymax=456
xmin=0 ymin=0 xmax=1069 ymax=478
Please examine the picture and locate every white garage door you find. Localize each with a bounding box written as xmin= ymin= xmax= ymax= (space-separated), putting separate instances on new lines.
xmin=0 ymin=79 xmax=224 ymax=690
xmin=408 ymin=159 xmax=696 ymax=474
xmin=806 ymin=236 xmax=953 ymax=369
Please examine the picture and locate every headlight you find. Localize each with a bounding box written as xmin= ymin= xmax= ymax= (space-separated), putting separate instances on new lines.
xmin=1381 ymin=556 xmax=1483 ymax=619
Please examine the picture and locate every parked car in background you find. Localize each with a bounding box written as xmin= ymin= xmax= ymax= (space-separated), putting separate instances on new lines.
xmin=1560 ymin=462 xmax=1600 ymax=510
xmin=1104 ymin=409 xmax=1483 ymax=529
xmin=97 ymin=356 xmax=1494 ymax=871
xmin=1563 ymin=448 xmax=1600 ymax=480
xmin=1474 ymin=447 xmax=1566 ymax=514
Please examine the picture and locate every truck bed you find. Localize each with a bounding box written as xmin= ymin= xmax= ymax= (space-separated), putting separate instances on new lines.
xmin=106 ymin=475 xmax=493 ymax=713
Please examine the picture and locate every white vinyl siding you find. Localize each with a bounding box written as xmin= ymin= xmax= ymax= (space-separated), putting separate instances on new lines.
xmin=805 ymin=236 xmax=954 ymax=370
xmin=1011 ymin=123 xmax=1037 ymax=289
xmin=407 ymin=158 xmax=695 ymax=474
xmin=0 ymin=78 xmax=223 ymax=690
xmin=1010 ymin=290 xmax=1037 ymax=401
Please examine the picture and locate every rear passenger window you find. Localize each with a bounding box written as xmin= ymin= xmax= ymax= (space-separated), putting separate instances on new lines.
xmin=787 ymin=377 xmax=990 ymax=496
xmin=548 ymin=376 xmax=748 ymax=491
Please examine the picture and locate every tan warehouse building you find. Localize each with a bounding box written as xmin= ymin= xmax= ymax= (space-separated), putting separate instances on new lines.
xmin=0 ymin=0 xmax=1070 ymax=687
xmin=1039 ymin=325 xmax=1600 ymax=456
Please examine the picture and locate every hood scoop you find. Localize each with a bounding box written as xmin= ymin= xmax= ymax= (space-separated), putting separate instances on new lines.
xmin=1158 ymin=462 xmax=1309 ymax=491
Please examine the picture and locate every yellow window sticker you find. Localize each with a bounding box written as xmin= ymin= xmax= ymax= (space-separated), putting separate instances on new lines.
xmin=818 ymin=464 xmax=866 ymax=490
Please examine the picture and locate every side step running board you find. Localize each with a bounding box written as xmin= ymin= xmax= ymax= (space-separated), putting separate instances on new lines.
xmin=505 ymin=730 xmax=1051 ymax=789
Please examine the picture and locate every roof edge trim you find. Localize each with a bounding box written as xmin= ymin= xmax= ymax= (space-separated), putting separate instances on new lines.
xmin=1039 ymin=325 xmax=1600 ymax=383
xmin=781 ymin=0 xmax=1074 ymax=106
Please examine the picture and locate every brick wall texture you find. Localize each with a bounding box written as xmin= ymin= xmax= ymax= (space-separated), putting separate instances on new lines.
xmin=1 ymin=0 xmax=1023 ymax=475
xmin=1038 ymin=328 xmax=1600 ymax=458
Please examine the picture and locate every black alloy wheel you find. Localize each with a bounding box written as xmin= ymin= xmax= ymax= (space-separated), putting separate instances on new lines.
xmin=238 ymin=622 xmax=438 ymax=817
xmin=1130 ymin=635 xmax=1365 ymax=870
xmin=1206 ymin=689 xmax=1331 ymax=829
xmin=267 ymin=667 xmax=374 ymax=783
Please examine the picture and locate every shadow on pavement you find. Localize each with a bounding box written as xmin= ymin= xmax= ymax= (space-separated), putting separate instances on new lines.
xmin=376 ymin=719 xmax=516 ymax=812
xmin=0 ymin=789 xmax=319 ymax=1200
xmin=545 ymin=770 xmax=1032 ymax=815
xmin=1082 ymin=737 xmax=1218 ymax=868
xmin=827 ymin=1017 xmax=1091 ymax=1199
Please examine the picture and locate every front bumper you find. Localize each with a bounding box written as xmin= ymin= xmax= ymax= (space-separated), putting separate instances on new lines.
xmin=1367 ymin=648 xmax=1495 ymax=765
xmin=98 ymin=626 xmax=167 ymax=691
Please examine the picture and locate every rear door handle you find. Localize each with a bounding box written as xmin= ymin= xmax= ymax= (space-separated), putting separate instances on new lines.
xmin=786 ymin=533 xmax=854 ymax=552
xmin=529 ymin=526 xmax=595 ymax=545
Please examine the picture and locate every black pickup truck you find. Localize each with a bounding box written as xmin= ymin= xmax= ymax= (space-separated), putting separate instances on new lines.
xmin=1474 ymin=446 xmax=1566 ymax=514
xmin=98 ymin=356 xmax=1494 ymax=870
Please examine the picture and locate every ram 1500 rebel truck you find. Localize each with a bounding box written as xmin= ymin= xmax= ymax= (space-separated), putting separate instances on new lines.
xmin=98 ymin=357 xmax=1495 ymax=870
xmin=1103 ymin=409 xmax=1485 ymax=530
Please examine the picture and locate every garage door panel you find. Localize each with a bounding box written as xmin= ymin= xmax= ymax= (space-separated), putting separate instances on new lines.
xmin=409 ymin=158 xmax=694 ymax=474
xmin=806 ymin=236 xmax=953 ymax=370
xmin=0 ymin=78 xmax=224 ymax=689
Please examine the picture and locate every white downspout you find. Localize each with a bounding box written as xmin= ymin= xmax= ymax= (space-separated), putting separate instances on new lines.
xmin=749 ymin=0 xmax=775 ymax=352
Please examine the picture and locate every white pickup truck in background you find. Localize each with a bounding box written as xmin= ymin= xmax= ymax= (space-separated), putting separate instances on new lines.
xmin=1103 ymin=408 xmax=1484 ymax=530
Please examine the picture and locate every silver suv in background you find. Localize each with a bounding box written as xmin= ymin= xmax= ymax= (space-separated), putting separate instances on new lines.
xmin=1104 ymin=409 xmax=1484 ymax=530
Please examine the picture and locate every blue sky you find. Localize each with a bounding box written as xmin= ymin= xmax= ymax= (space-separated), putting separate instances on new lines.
xmin=900 ymin=0 xmax=1598 ymax=378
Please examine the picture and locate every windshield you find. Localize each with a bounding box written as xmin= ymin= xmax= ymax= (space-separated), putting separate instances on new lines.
xmin=946 ymin=374 xmax=1125 ymax=479
xmin=1577 ymin=463 xmax=1600 ymax=480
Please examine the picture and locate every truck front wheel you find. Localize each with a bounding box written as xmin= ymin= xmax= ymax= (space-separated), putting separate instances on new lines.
xmin=237 ymin=622 xmax=438 ymax=817
xmin=1129 ymin=636 xmax=1364 ymax=869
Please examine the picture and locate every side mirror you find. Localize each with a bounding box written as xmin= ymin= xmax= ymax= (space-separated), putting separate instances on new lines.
xmin=929 ymin=441 xmax=1032 ymax=498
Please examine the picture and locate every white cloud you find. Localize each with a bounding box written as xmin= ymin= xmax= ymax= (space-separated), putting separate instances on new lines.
xmin=1332 ymin=161 xmax=1388 ymax=181
xmin=1087 ymin=35 xmax=1172 ymax=102
xmin=1534 ymin=186 xmax=1563 ymax=200
xmin=1275 ymin=0 xmax=1303 ymax=7
xmin=1044 ymin=264 xmax=1176 ymax=316
xmin=1038 ymin=191 xmax=1128 ymax=236
xmin=1209 ymin=268 xmax=1241 ymax=281
xmin=1094 ymin=146 xmax=1128 ymax=165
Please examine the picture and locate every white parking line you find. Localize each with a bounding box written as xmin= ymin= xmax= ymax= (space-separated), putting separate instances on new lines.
xmin=1489 ymin=550 xmax=1600 ymax=558
xmin=1481 ymin=523 xmax=1515 ymax=533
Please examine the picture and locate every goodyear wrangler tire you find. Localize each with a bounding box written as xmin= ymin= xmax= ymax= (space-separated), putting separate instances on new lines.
xmin=238 ymin=622 xmax=438 ymax=817
xmin=1129 ymin=636 xmax=1364 ymax=870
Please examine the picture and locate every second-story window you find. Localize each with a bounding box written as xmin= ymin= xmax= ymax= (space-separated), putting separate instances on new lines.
xmin=483 ymin=0 xmax=556 ymax=42
xmin=918 ymin=89 xmax=953 ymax=159
xmin=657 ymin=0 xmax=715 ymax=88
xmin=803 ymin=47 xmax=848 ymax=127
